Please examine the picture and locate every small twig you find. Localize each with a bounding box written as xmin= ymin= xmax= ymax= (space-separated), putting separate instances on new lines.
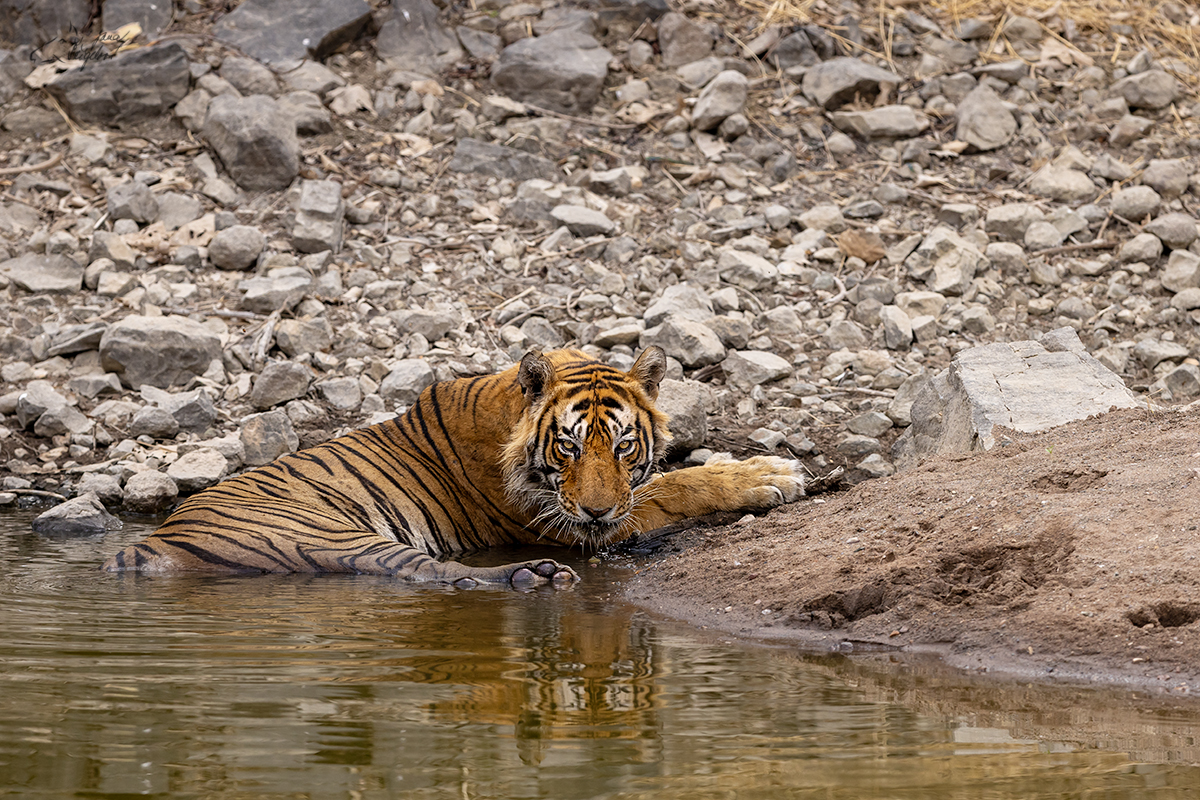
xmin=523 ymin=103 xmax=639 ymax=130
xmin=820 ymin=387 xmax=896 ymax=399
xmin=8 ymin=488 xmax=68 ymax=502
xmin=495 ymin=286 xmax=536 ymax=311
xmin=822 ymin=276 xmax=849 ymax=306
xmin=1032 ymin=239 xmax=1119 ymax=257
xmin=0 ymin=152 xmax=62 ymax=176
xmin=522 ymin=236 xmax=617 ymax=275
xmin=251 ymin=309 xmax=281 ymax=369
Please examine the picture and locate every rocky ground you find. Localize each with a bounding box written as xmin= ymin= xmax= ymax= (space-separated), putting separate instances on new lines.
xmin=1 ymin=0 xmax=1199 ymax=690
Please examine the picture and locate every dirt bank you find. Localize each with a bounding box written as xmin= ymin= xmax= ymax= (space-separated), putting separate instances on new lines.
xmin=624 ymin=407 xmax=1200 ymax=695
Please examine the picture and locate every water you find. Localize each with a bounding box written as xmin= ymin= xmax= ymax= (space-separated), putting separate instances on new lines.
xmin=1 ymin=510 xmax=1199 ymax=799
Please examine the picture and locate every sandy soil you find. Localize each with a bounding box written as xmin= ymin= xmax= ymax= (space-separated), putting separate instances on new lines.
xmin=623 ymin=407 xmax=1200 ymax=695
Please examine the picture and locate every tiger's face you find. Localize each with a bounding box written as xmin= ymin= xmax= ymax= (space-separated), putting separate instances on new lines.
xmin=502 ymin=347 xmax=671 ymax=548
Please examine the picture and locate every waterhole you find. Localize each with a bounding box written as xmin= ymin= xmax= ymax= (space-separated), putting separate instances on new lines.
xmin=1 ymin=510 xmax=1198 ymax=798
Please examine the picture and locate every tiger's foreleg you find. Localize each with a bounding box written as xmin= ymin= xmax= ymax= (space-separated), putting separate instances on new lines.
xmin=299 ymin=539 xmax=579 ymax=587
xmin=629 ymin=455 xmax=805 ymax=532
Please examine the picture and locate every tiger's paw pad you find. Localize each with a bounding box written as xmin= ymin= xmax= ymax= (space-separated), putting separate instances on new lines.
xmin=511 ymin=560 xmax=578 ymax=589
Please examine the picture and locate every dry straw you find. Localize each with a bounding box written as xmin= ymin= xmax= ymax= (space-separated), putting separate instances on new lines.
xmin=737 ymin=0 xmax=1200 ymax=80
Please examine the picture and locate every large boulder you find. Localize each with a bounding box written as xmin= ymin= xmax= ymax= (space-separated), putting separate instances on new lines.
xmin=214 ymin=0 xmax=372 ymax=66
xmin=45 ymin=43 xmax=190 ymax=124
xmin=99 ymin=315 xmax=223 ymax=389
xmin=892 ymin=329 xmax=1144 ymax=469
xmin=202 ymin=94 xmax=300 ymax=191
xmin=491 ymin=30 xmax=611 ymax=115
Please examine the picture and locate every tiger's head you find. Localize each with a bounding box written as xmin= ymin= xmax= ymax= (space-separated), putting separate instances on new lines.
xmin=501 ymin=347 xmax=672 ymax=548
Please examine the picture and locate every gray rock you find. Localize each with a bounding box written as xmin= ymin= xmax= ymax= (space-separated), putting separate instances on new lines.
xmin=770 ymin=30 xmax=820 ymax=69
xmin=31 ymin=493 xmax=122 ymax=536
xmin=99 ymin=315 xmax=223 ymax=389
xmin=107 ymin=181 xmax=159 ymax=223
xmin=209 ymin=225 xmax=266 ymax=270
xmin=880 ymin=305 xmax=913 ymax=349
xmin=16 ymin=380 xmax=68 ymax=429
xmin=129 ymin=407 xmax=180 ymax=439
xmin=837 ymin=434 xmax=881 ymax=459
xmin=656 ymin=377 xmax=708 ymax=452
xmin=492 ymin=30 xmax=611 ymax=115
xmin=801 ymin=57 xmax=902 ymax=110
xmin=640 ymin=316 xmax=726 ymax=368
xmin=316 ymin=377 xmax=363 ymax=411
xmin=1090 ymin=153 xmax=1134 ymax=181
xmin=904 ymin=227 xmax=987 ymax=296
xmin=722 ymin=350 xmax=792 ymax=387
xmin=956 ymin=83 xmax=1016 ymax=151
xmin=240 ymin=410 xmax=300 ymax=466
xmin=45 ymin=42 xmax=190 ymax=123
xmin=1118 ymin=233 xmax=1163 ymax=263
xmin=166 ymin=448 xmax=229 ymax=494
xmin=68 ymin=373 xmax=123 ymax=399
xmin=33 ymin=404 xmax=90 ymax=438
xmin=1141 ymin=159 xmax=1190 ymax=199
xmin=376 ymin=0 xmax=463 ymax=72
xmin=894 ymin=290 xmax=948 ymax=318
xmin=1133 ymin=338 xmax=1189 ymax=369
xmin=1160 ymin=249 xmax=1200 ymax=293
xmin=984 ymin=203 xmax=1044 ymax=241
xmin=657 ymin=12 xmax=713 ymax=67
xmin=239 ymin=269 xmax=314 ymax=312
xmin=458 ymin=26 xmax=502 ymax=60
xmin=0 ymin=0 xmax=88 ymax=46
xmin=644 ymin=284 xmax=713 ymax=327
xmin=293 ymin=179 xmax=345 ymax=253
xmin=1109 ymin=114 xmax=1155 ymax=147
xmin=1163 ymin=364 xmax=1200 ymax=399
xmin=1144 ymin=212 xmax=1197 ymax=250
xmin=848 ymin=410 xmax=893 ymax=437
xmin=1170 ymin=287 xmax=1200 ymax=310
xmin=1111 ymin=70 xmax=1181 ymax=110
xmin=76 ymin=473 xmax=124 ymax=507
xmin=692 ymin=70 xmax=748 ymax=131
xmin=156 ymin=192 xmax=204 ymax=231
xmin=1111 ymin=185 xmax=1161 ymax=220
xmin=717 ymin=248 xmax=777 ymax=290
xmin=45 ymin=322 xmax=107 ymax=358
xmin=550 ymin=204 xmax=615 ymax=236
xmin=141 ymin=386 xmax=218 ymax=433
xmin=278 ymin=90 xmax=334 ymax=135
xmin=448 ymin=138 xmax=559 ymax=182
xmin=250 ymin=361 xmax=313 ymax=409
xmin=380 ymin=359 xmax=436 ymax=405
xmin=203 ymin=94 xmax=300 ymax=191
xmin=123 ymin=470 xmax=179 ymax=514
xmin=215 ymin=0 xmax=372 ymax=66
xmin=275 ymin=317 xmax=334 ymax=356
xmin=520 ymin=316 xmax=566 ymax=349
xmin=1027 ymin=167 xmax=1097 ymax=203
xmin=893 ymin=330 xmax=1144 ymax=469
xmin=219 ymin=56 xmax=280 ymax=96
xmin=823 ymin=319 xmax=868 ymax=350
xmin=797 ymin=203 xmax=847 ymax=232
xmin=887 ymin=371 xmax=931 ymax=426
xmin=389 ymin=308 xmax=460 ymax=341
xmin=831 ymin=105 xmax=928 ymax=139
xmin=0 ymin=253 xmax=82 ymax=293
xmin=1023 ymin=221 xmax=1065 ymax=249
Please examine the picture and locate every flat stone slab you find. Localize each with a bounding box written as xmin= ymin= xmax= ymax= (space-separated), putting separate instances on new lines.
xmin=893 ymin=328 xmax=1145 ymax=469
xmin=214 ymin=0 xmax=372 ymax=66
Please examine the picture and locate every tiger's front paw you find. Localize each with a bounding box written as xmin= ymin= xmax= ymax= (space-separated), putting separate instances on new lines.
xmin=722 ymin=455 xmax=806 ymax=508
xmin=451 ymin=559 xmax=578 ymax=589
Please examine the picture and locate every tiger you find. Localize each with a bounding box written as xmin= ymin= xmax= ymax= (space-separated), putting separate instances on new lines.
xmin=103 ymin=347 xmax=805 ymax=588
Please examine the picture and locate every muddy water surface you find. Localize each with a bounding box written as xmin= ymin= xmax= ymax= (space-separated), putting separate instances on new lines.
xmin=1 ymin=510 xmax=1198 ymax=798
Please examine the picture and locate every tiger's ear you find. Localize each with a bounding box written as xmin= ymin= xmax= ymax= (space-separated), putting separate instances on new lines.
xmin=629 ymin=346 xmax=667 ymax=401
xmin=518 ymin=349 xmax=556 ymax=404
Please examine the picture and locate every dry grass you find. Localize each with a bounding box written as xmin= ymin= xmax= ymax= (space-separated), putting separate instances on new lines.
xmin=736 ymin=0 xmax=1200 ymax=80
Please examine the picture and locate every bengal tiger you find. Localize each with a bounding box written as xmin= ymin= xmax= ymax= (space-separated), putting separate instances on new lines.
xmin=104 ymin=347 xmax=804 ymax=587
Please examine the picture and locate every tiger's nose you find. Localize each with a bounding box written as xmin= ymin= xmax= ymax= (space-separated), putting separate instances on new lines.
xmin=581 ymin=506 xmax=612 ymax=521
